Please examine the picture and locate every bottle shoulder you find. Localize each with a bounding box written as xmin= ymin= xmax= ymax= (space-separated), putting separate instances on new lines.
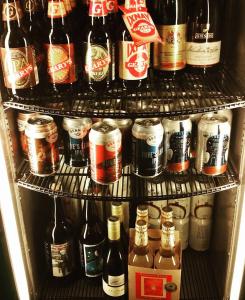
xmin=1 ymin=27 xmax=31 ymax=48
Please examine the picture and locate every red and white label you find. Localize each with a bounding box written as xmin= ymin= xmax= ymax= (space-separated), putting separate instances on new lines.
xmin=122 ymin=0 xmax=147 ymax=13
xmin=48 ymin=1 xmax=67 ymax=18
xmin=119 ymin=41 xmax=149 ymax=80
xmin=89 ymin=0 xmax=108 ymax=16
xmin=106 ymin=0 xmax=118 ymax=13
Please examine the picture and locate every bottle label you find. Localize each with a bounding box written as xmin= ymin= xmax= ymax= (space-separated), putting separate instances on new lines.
xmin=50 ymin=241 xmax=74 ymax=277
xmin=89 ymin=0 xmax=108 ymax=17
xmin=0 ymin=46 xmax=39 ymax=89
xmin=23 ymin=0 xmax=39 ymax=12
xmin=154 ymin=24 xmax=186 ymax=71
xmin=80 ymin=240 xmax=105 ymax=277
xmin=119 ymin=41 xmax=149 ymax=80
xmin=124 ymin=0 xmax=147 ymax=12
xmin=186 ymin=41 xmax=221 ymax=66
xmin=103 ymin=275 xmax=126 ymax=297
xmin=47 ymin=0 xmax=67 ymax=18
xmin=70 ymin=0 xmax=77 ymax=8
xmin=64 ymin=0 xmax=72 ymax=14
xmin=84 ymin=43 xmax=112 ymax=82
xmin=2 ymin=1 xmax=23 ymax=21
xmin=135 ymin=230 xmax=148 ymax=247
xmin=106 ymin=0 xmax=118 ymax=14
xmin=45 ymin=43 xmax=76 ymax=84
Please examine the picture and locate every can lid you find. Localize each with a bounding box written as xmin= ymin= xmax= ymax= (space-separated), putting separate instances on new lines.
xmin=63 ymin=117 xmax=92 ymax=131
xmin=137 ymin=205 xmax=148 ymax=217
xmin=91 ymin=121 xmax=117 ymax=134
xmin=135 ymin=118 xmax=161 ymax=127
xmin=200 ymin=114 xmax=228 ymax=124
xmin=103 ymin=118 xmax=133 ymax=129
xmin=25 ymin=115 xmax=57 ymax=138
xmin=135 ymin=219 xmax=147 ymax=231
xmin=108 ymin=216 xmax=120 ymax=240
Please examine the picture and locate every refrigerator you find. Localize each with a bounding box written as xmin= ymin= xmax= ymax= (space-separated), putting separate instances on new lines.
xmin=0 ymin=0 xmax=245 ymax=299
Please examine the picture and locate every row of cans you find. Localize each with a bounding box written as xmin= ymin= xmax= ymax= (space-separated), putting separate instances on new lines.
xmin=17 ymin=110 xmax=231 ymax=183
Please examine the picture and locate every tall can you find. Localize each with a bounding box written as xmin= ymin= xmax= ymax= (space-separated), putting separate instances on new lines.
xmin=191 ymin=194 xmax=214 ymax=219
xmin=162 ymin=116 xmax=192 ymax=172
xmin=25 ymin=115 xmax=59 ymax=176
xmin=132 ymin=118 xmax=164 ymax=178
xmin=89 ymin=121 xmax=122 ymax=185
xmin=63 ymin=117 xmax=92 ymax=168
xmin=103 ymin=118 xmax=133 ymax=166
xmin=196 ymin=115 xmax=231 ymax=175
xmin=189 ymin=215 xmax=212 ymax=251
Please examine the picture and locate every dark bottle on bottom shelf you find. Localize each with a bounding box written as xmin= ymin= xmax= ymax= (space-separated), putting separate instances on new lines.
xmin=44 ymin=195 xmax=76 ymax=283
xmin=103 ymin=216 xmax=127 ymax=299
xmin=79 ymin=199 xmax=105 ymax=278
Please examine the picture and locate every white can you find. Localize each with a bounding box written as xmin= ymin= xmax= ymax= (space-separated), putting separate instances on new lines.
xmin=168 ymin=197 xmax=191 ymax=219
xmin=191 ymin=194 xmax=214 ymax=219
xmin=203 ymin=109 xmax=233 ymax=126
xmin=189 ymin=215 xmax=212 ymax=251
xmin=195 ymin=115 xmax=231 ymax=176
xmin=147 ymin=201 xmax=167 ymax=229
xmin=189 ymin=113 xmax=203 ymax=159
xmin=173 ymin=217 xmax=189 ymax=250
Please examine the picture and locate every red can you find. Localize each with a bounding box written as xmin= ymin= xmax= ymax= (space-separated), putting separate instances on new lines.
xmin=89 ymin=121 xmax=122 ymax=185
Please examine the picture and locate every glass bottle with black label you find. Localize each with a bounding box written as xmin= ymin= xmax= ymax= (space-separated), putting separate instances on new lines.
xmin=81 ymin=0 xmax=115 ymax=92
xmin=103 ymin=216 xmax=127 ymax=299
xmin=152 ymin=0 xmax=187 ymax=77
xmin=186 ymin=0 xmax=221 ymax=73
xmin=44 ymin=195 xmax=76 ymax=283
xmin=44 ymin=0 xmax=77 ymax=95
xmin=0 ymin=0 xmax=39 ymax=97
xmin=79 ymin=199 xmax=105 ymax=278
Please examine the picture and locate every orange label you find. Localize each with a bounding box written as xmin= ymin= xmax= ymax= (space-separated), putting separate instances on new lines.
xmin=89 ymin=0 xmax=108 ymax=17
xmin=106 ymin=0 xmax=118 ymax=13
xmin=45 ymin=43 xmax=76 ymax=84
xmin=23 ymin=0 xmax=39 ymax=12
xmin=0 ymin=46 xmax=39 ymax=89
xmin=64 ymin=0 xmax=72 ymax=13
xmin=70 ymin=0 xmax=77 ymax=8
xmin=154 ymin=24 xmax=186 ymax=71
xmin=2 ymin=1 xmax=23 ymax=21
xmin=48 ymin=0 xmax=67 ymax=18
xmin=123 ymin=0 xmax=146 ymax=12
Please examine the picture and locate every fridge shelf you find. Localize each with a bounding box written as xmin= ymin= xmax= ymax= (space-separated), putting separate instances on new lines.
xmin=3 ymin=67 xmax=245 ymax=118
xmin=16 ymin=157 xmax=239 ymax=201
xmin=39 ymin=249 xmax=220 ymax=300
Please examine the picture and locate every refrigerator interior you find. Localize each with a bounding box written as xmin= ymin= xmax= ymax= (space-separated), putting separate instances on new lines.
xmin=1 ymin=0 xmax=245 ymax=299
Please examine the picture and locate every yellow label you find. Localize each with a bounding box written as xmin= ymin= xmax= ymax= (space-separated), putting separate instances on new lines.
xmin=153 ymin=24 xmax=186 ymax=71
xmin=48 ymin=1 xmax=67 ymax=18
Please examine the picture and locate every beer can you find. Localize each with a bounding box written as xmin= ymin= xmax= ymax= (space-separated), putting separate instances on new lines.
xmin=108 ymin=167 xmax=131 ymax=197
xmin=189 ymin=113 xmax=202 ymax=159
xmin=63 ymin=117 xmax=92 ymax=168
xmin=103 ymin=118 xmax=133 ymax=166
xmin=132 ymin=118 xmax=164 ymax=178
xmin=17 ymin=111 xmax=37 ymax=159
xmin=168 ymin=197 xmax=191 ymax=219
xmin=89 ymin=121 xmax=122 ymax=185
xmin=195 ymin=115 xmax=231 ymax=175
xmin=167 ymin=177 xmax=191 ymax=196
xmin=162 ymin=116 xmax=192 ymax=172
xmin=25 ymin=115 xmax=59 ymax=176
xmin=191 ymin=194 xmax=214 ymax=219
xmin=148 ymin=201 xmax=167 ymax=229
xmin=204 ymin=109 xmax=233 ymax=126
xmin=173 ymin=217 xmax=189 ymax=250
xmin=189 ymin=215 xmax=212 ymax=251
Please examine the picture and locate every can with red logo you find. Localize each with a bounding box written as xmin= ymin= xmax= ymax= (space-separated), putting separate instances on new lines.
xmin=89 ymin=121 xmax=122 ymax=184
xmin=25 ymin=115 xmax=59 ymax=176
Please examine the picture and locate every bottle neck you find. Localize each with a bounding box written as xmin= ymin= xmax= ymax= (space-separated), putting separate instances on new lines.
xmin=53 ymin=196 xmax=65 ymax=224
xmin=133 ymin=229 xmax=148 ymax=254
xmin=47 ymin=0 xmax=68 ymax=27
xmin=90 ymin=16 xmax=107 ymax=26
xmin=83 ymin=199 xmax=98 ymax=224
xmin=160 ymin=231 xmax=175 ymax=255
xmin=2 ymin=0 xmax=23 ymax=30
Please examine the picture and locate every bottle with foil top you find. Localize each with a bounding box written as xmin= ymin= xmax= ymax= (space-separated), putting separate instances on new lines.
xmin=154 ymin=221 xmax=180 ymax=269
xmin=136 ymin=204 xmax=149 ymax=226
xmin=160 ymin=206 xmax=173 ymax=228
xmin=128 ymin=219 xmax=153 ymax=268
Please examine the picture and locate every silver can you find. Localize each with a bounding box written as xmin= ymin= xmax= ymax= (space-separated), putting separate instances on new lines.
xmin=89 ymin=121 xmax=122 ymax=185
xmin=196 ymin=115 xmax=231 ymax=175
xmin=189 ymin=215 xmax=212 ymax=251
xmin=162 ymin=116 xmax=192 ymax=172
xmin=132 ymin=118 xmax=164 ymax=178
xmin=191 ymin=194 xmax=214 ymax=219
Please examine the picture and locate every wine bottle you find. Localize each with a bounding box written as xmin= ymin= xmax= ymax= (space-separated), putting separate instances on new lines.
xmin=79 ymin=199 xmax=105 ymax=278
xmin=103 ymin=216 xmax=127 ymax=299
xmin=186 ymin=0 xmax=221 ymax=72
xmin=44 ymin=195 xmax=76 ymax=282
xmin=152 ymin=0 xmax=187 ymax=77
xmin=128 ymin=219 xmax=153 ymax=268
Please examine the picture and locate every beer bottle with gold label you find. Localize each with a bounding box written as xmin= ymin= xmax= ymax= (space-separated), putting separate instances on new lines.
xmin=152 ymin=0 xmax=187 ymax=77
xmin=81 ymin=0 xmax=115 ymax=93
xmin=118 ymin=0 xmax=150 ymax=90
xmin=44 ymin=0 xmax=77 ymax=95
xmin=0 ymin=0 xmax=39 ymax=98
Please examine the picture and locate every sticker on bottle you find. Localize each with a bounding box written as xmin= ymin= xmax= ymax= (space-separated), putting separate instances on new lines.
xmin=0 ymin=46 xmax=39 ymax=89
xmin=45 ymin=43 xmax=76 ymax=84
xmin=89 ymin=0 xmax=108 ymax=17
xmin=50 ymin=241 xmax=74 ymax=277
xmin=103 ymin=274 xmax=126 ymax=297
xmin=48 ymin=0 xmax=67 ymax=18
xmin=2 ymin=1 xmax=23 ymax=21
xmin=23 ymin=0 xmax=39 ymax=12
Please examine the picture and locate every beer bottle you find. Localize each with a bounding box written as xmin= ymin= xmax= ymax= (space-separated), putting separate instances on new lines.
xmin=0 ymin=0 xmax=39 ymax=98
xmin=118 ymin=0 xmax=150 ymax=90
xmin=152 ymin=0 xmax=187 ymax=77
xmin=44 ymin=0 xmax=77 ymax=95
xmin=81 ymin=0 xmax=115 ymax=93
xmin=106 ymin=0 xmax=118 ymax=41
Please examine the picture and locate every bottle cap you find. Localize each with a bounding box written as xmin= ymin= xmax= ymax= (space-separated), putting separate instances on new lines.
xmin=137 ymin=205 xmax=148 ymax=217
xmin=162 ymin=221 xmax=175 ymax=232
xmin=111 ymin=202 xmax=123 ymax=222
xmin=108 ymin=216 xmax=120 ymax=241
xmin=161 ymin=206 xmax=173 ymax=221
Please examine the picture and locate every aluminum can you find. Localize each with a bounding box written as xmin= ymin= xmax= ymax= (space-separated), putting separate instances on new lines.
xmin=89 ymin=121 xmax=122 ymax=185
xmin=196 ymin=115 xmax=231 ymax=175
xmin=189 ymin=215 xmax=212 ymax=251
xmin=168 ymin=197 xmax=191 ymax=219
xmin=148 ymin=201 xmax=167 ymax=229
xmin=108 ymin=166 xmax=131 ymax=198
xmin=63 ymin=117 xmax=92 ymax=168
xmin=17 ymin=111 xmax=37 ymax=159
xmin=189 ymin=113 xmax=202 ymax=159
xmin=25 ymin=115 xmax=59 ymax=176
xmin=162 ymin=116 xmax=192 ymax=172
xmin=103 ymin=118 xmax=133 ymax=166
xmin=173 ymin=217 xmax=189 ymax=250
xmin=132 ymin=118 xmax=164 ymax=178
xmin=145 ymin=174 xmax=167 ymax=198
xmin=191 ymin=194 xmax=214 ymax=219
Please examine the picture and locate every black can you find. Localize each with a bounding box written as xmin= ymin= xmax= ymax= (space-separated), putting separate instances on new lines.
xmin=132 ymin=118 xmax=164 ymax=178
xmin=63 ymin=117 xmax=92 ymax=168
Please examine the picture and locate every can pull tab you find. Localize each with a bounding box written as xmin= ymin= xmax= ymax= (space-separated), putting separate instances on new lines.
xmin=165 ymin=282 xmax=178 ymax=292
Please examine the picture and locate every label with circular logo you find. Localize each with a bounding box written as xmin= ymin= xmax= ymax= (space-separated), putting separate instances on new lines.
xmin=24 ymin=0 xmax=39 ymax=12
xmin=2 ymin=1 xmax=23 ymax=21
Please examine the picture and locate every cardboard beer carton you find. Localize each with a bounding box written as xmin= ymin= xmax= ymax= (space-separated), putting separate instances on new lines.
xmin=128 ymin=229 xmax=182 ymax=300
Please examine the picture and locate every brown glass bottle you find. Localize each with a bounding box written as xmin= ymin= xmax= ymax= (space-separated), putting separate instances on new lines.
xmin=81 ymin=0 xmax=115 ymax=93
xmin=0 ymin=0 xmax=39 ymax=98
xmin=44 ymin=195 xmax=76 ymax=283
xmin=44 ymin=0 xmax=77 ymax=95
